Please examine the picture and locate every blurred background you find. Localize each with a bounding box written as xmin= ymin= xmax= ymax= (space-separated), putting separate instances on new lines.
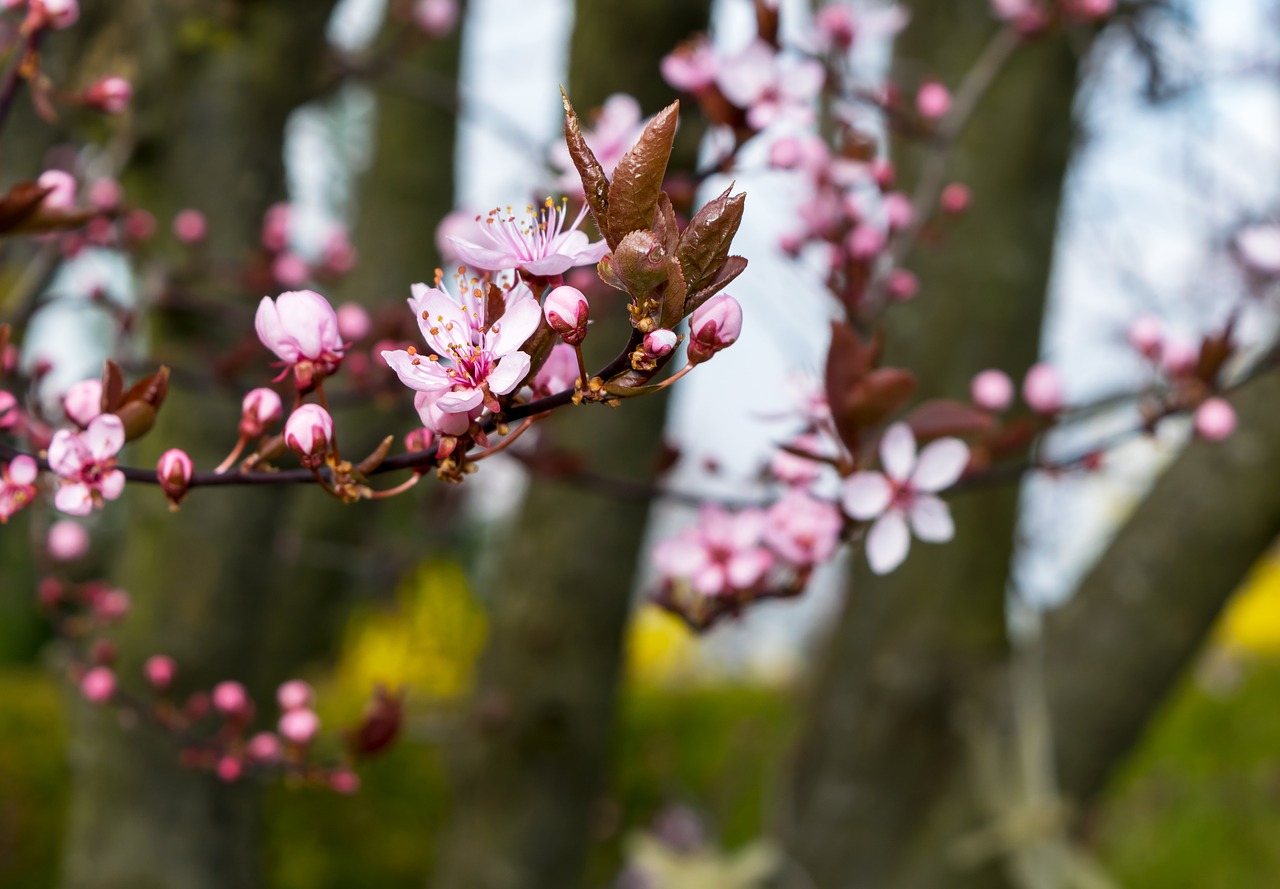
xmin=3 ymin=0 xmax=1280 ymax=887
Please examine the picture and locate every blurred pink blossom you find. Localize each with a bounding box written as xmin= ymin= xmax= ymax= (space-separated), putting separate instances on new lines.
xmin=48 ymin=414 xmax=125 ymax=515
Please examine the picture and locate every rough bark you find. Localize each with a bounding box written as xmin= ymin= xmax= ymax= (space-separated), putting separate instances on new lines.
xmin=59 ymin=4 xmax=339 ymax=888
xmin=430 ymin=2 xmax=712 ymax=888
xmin=780 ymin=6 xmax=1083 ymax=888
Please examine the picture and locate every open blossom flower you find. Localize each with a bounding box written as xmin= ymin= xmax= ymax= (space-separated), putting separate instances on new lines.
xmin=529 ymin=343 xmax=579 ymax=398
xmin=661 ymin=36 xmax=719 ymax=92
xmin=47 ymin=414 xmax=126 ymax=516
xmin=449 ymin=198 xmax=608 ymax=277
xmin=381 ymin=278 xmax=541 ymax=413
xmin=254 ymin=290 xmax=346 ymax=388
xmin=653 ymin=507 xmax=774 ymax=597
xmin=716 ymin=40 xmax=825 ymax=130
xmin=841 ymin=423 xmax=969 ymax=575
xmin=1 ymin=456 xmax=39 ymax=523
xmin=765 ymin=491 xmax=843 ymax=567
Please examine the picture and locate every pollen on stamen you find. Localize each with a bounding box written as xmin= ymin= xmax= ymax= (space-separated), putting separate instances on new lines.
xmin=407 ymin=345 xmax=418 ymax=355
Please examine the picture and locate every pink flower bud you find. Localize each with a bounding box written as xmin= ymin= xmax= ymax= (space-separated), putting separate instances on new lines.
xmin=0 ymin=390 xmax=20 ymax=430
xmin=768 ymin=137 xmax=805 ymax=170
xmin=1022 ymin=363 xmax=1063 ymax=414
xmin=413 ymin=0 xmax=457 ymax=36
xmin=846 ymin=223 xmax=885 ymax=261
xmin=47 ymin=519 xmax=89 ymax=561
xmin=27 ymin=0 xmax=78 ymax=30
xmin=815 ymin=4 xmax=857 ymax=50
xmin=971 ymin=369 xmax=1014 ymax=412
xmin=254 ymin=290 xmax=346 ymax=384
xmin=247 ymin=731 xmax=282 ymax=762
xmin=321 ymin=228 xmax=357 ymax=276
xmin=212 ymin=680 xmax=250 ymax=717
xmin=94 ymin=588 xmax=130 ymax=622
xmin=172 ymin=209 xmax=206 ymax=244
xmin=37 ymin=170 xmax=76 ymax=211
xmin=144 ymin=655 xmax=176 ymax=690
xmin=284 ymin=404 xmax=334 ymax=468
xmin=336 ymin=303 xmax=371 ymax=341
xmin=261 ymin=202 xmax=291 ymax=252
xmin=279 ymin=707 xmax=320 ymax=745
xmin=216 ymin=756 xmax=243 ymax=783
xmin=644 ymin=328 xmax=678 ymax=359
xmin=887 ymin=269 xmax=919 ymax=301
xmin=272 ymin=252 xmax=309 ymax=287
xmin=1161 ymin=338 xmax=1198 ymax=378
xmin=883 ymin=192 xmax=914 ymax=232
xmin=123 ymin=209 xmax=156 ymax=242
xmin=157 ymin=448 xmax=194 ymax=505
xmin=83 ymin=76 xmax=131 ymax=114
xmin=240 ymin=388 xmax=283 ymax=438
xmin=872 ymin=159 xmax=895 ymax=190
xmin=80 ymin=666 xmax=115 ymax=704
xmin=941 ymin=183 xmax=971 ymax=215
xmin=687 ymin=295 xmax=743 ymax=365
xmin=276 ymin=679 xmax=314 ymax=712
xmin=63 ymin=378 xmax=102 ymax=427
xmin=329 ymin=770 xmax=361 ymax=794
xmin=916 ymin=81 xmax=952 ymax=120
xmin=404 ymin=427 xmax=435 ymax=453
xmin=87 ymin=178 xmax=122 ymax=211
xmin=1194 ymin=398 xmax=1236 ymax=441
xmin=1127 ymin=314 xmax=1162 ymax=359
xmin=544 ymin=285 xmax=589 ymax=346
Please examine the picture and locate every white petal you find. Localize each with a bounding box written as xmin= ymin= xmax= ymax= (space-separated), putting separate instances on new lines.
xmin=911 ymin=438 xmax=969 ymax=492
xmin=879 ymin=423 xmax=917 ymax=482
xmin=522 ymin=254 xmax=576 ymax=276
xmin=490 ymin=299 xmax=541 ymax=356
xmin=841 ymin=472 xmax=891 ymax=520
xmin=381 ymin=350 xmax=449 ymax=393
xmin=487 ymin=351 xmax=532 ymax=396
xmin=909 ymin=495 xmax=954 ymax=543
xmin=866 ymin=511 xmax=910 ymax=575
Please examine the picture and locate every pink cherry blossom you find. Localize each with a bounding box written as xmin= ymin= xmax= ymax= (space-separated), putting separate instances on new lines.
xmin=260 ymin=202 xmax=292 ymax=252
xmin=80 ymin=666 xmax=115 ymax=704
xmin=157 ymin=448 xmax=193 ymax=503
xmin=1161 ymin=338 xmax=1198 ymax=378
xmin=529 ymin=343 xmax=579 ymax=398
xmin=1195 ymin=398 xmax=1236 ymax=441
xmin=1127 ymin=314 xmax=1163 ymax=358
xmin=765 ymin=491 xmax=843 ymax=567
xmin=47 ymin=519 xmax=89 ymax=561
xmin=320 ymin=227 xmax=357 ymax=276
xmin=887 ymin=269 xmax=919 ymax=301
xmin=172 ymin=209 xmax=206 ymax=244
xmin=63 ymin=378 xmax=102 ymax=427
xmin=413 ymin=0 xmax=457 ymax=36
xmin=841 ymin=423 xmax=969 ymax=575
xmin=449 ymin=199 xmax=608 ymax=277
xmin=87 ymin=178 xmax=122 ymax=211
xmin=240 ymin=387 xmax=283 ymax=438
xmin=382 ymin=279 xmax=541 ymax=413
xmin=279 ymin=708 xmax=320 ymax=745
xmin=330 ymin=771 xmax=361 ymax=794
xmin=144 ymin=655 xmax=176 ymax=690
xmin=653 ymin=506 xmax=774 ymax=596
xmin=544 ymin=285 xmax=589 ymax=345
xmin=94 ymin=587 xmax=129 ymax=621
xmin=37 ymin=170 xmax=76 ymax=211
xmin=272 ymin=252 xmax=310 ymax=287
xmin=814 ymin=5 xmax=858 ymax=51
xmin=970 ymin=369 xmax=1014 ymax=412
xmin=284 ymin=404 xmax=334 ymax=467
xmin=414 ymin=390 xmax=476 ymax=437
xmin=0 ymin=455 xmax=39 ymax=523
xmin=1022 ymin=363 xmax=1063 ymax=414
xmin=254 ymin=289 xmax=346 ymax=388
xmin=216 ymin=756 xmax=243 ymax=783
xmin=716 ymin=40 xmax=825 ymax=130
xmin=336 ymin=302 xmax=372 ymax=341
xmin=213 ymin=680 xmax=250 ymax=716
xmin=47 ymin=413 xmax=126 ymax=516
xmin=883 ymin=192 xmax=915 ymax=232
xmin=277 ymin=679 xmax=314 ymax=711
xmin=941 ymin=183 xmax=971 ymax=215
xmin=687 ymin=295 xmax=743 ymax=365
xmin=916 ymin=81 xmax=952 ymax=120
xmin=661 ymin=36 xmax=719 ymax=92
xmin=84 ymin=76 xmax=131 ymax=114
xmin=27 ymin=0 xmax=78 ymax=31
xmin=247 ymin=732 xmax=282 ymax=762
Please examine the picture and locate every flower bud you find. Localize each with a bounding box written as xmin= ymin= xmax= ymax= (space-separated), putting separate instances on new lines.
xmin=247 ymin=732 xmax=282 ymax=762
xmin=1022 ymin=363 xmax=1063 ymax=414
xmin=1162 ymin=338 xmax=1198 ymax=378
xmin=1127 ymin=314 xmax=1162 ymax=359
xmin=686 ymin=295 xmax=743 ymax=365
xmin=0 ymin=390 xmax=19 ymax=430
xmin=47 ymin=519 xmax=89 ymax=561
xmin=145 ymin=655 xmax=176 ymax=691
xmin=277 ymin=679 xmax=314 ymax=712
xmin=261 ymin=202 xmax=291 ymax=252
xmin=970 ymin=369 xmax=1014 ymax=412
xmin=284 ymin=404 xmax=334 ymax=468
xmin=544 ymin=285 xmax=590 ymax=345
xmin=883 ymin=193 xmax=914 ymax=232
xmin=887 ymin=269 xmax=919 ymax=301
xmin=941 ymin=183 xmax=971 ymax=215
xmin=272 ymin=252 xmax=309 ymax=287
xmin=330 ymin=770 xmax=361 ymax=794
xmin=846 ymin=223 xmax=885 ymax=261
xmin=216 ymin=756 xmax=243 ymax=783
xmin=916 ymin=81 xmax=952 ymax=120
xmin=88 ymin=178 xmax=123 ymax=211
xmin=61 ymin=381 xmax=101 ymax=428
xmin=240 ymin=388 xmax=283 ymax=438
xmin=404 ymin=427 xmax=435 ymax=453
xmin=80 ymin=666 xmax=115 ymax=704
xmin=83 ymin=76 xmax=131 ymax=114
xmin=336 ymin=303 xmax=371 ymax=341
xmin=279 ymin=708 xmax=320 ymax=745
xmin=157 ymin=448 xmax=193 ymax=506
xmin=25 ymin=0 xmax=78 ymax=31
xmin=644 ymin=328 xmax=678 ymax=359
xmin=212 ymin=680 xmax=250 ymax=717
xmin=124 ymin=209 xmax=156 ymax=242
xmin=172 ymin=209 xmax=206 ymax=244
xmin=1194 ymin=397 xmax=1236 ymax=441
xmin=94 ymin=588 xmax=130 ymax=622
xmin=413 ymin=0 xmax=457 ymax=36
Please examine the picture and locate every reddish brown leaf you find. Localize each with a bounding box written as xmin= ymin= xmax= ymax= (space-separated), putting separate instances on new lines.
xmin=561 ymin=89 xmax=611 ymax=246
xmin=684 ymin=255 xmax=747 ymax=315
xmin=0 ymin=182 xmax=53 ymax=234
xmin=100 ymin=360 xmax=125 ymax=412
xmin=904 ymin=399 xmax=997 ymax=442
xmin=678 ymin=186 xmax=745 ymax=293
xmin=606 ymin=100 xmax=679 ymax=247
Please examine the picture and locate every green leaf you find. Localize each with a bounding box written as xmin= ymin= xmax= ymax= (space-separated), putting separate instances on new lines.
xmin=677 ymin=186 xmax=745 ymax=293
xmin=561 ymin=89 xmax=611 ymax=245
xmin=606 ymin=100 xmax=679 ymax=248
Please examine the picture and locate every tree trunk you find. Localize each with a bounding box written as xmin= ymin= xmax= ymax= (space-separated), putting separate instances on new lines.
xmin=60 ymin=4 xmax=339 ymax=888
xmin=780 ymin=6 xmax=1083 ymax=888
xmin=430 ymin=2 xmax=712 ymax=888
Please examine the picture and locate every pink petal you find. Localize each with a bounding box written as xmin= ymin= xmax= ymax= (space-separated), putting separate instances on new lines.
xmin=486 ymin=351 xmax=532 ymax=396
xmin=841 ymin=471 xmax=891 ymax=520
xmin=100 ymin=469 xmax=126 ymax=501
xmin=55 ymin=483 xmax=93 ymax=515
xmin=84 ymin=414 xmax=125 ymax=459
xmin=7 ymin=455 xmax=38 ymax=485
xmin=866 ymin=511 xmax=910 ymax=575
xmin=381 ymin=350 xmax=450 ymax=393
xmin=255 ymin=298 xmax=299 ymax=363
xmin=908 ymin=495 xmax=954 ymax=543
xmin=412 ymin=287 xmax=471 ymax=355
xmin=489 ymin=299 xmax=541 ymax=356
xmin=47 ymin=429 xmax=87 ymax=477
xmin=521 ymin=254 xmax=576 ymax=276
xmin=911 ymin=438 xmax=968 ymax=492
xmin=447 ymin=237 xmax=512 ymax=272
xmin=275 ymin=292 xmax=324 ymax=359
xmin=727 ymin=548 xmax=772 ymax=589
xmin=879 ymin=423 xmax=917 ymax=481
xmin=437 ymin=387 xmax=485 ymax=412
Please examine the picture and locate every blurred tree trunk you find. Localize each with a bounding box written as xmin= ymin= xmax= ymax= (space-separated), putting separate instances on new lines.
xmin=59 ymin=4 xmax=339 ymax=889
xmin=780 ymin=7 xmax=1083 ymax=889
xmin=431 ymin=3 xmax=711 ymax=888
